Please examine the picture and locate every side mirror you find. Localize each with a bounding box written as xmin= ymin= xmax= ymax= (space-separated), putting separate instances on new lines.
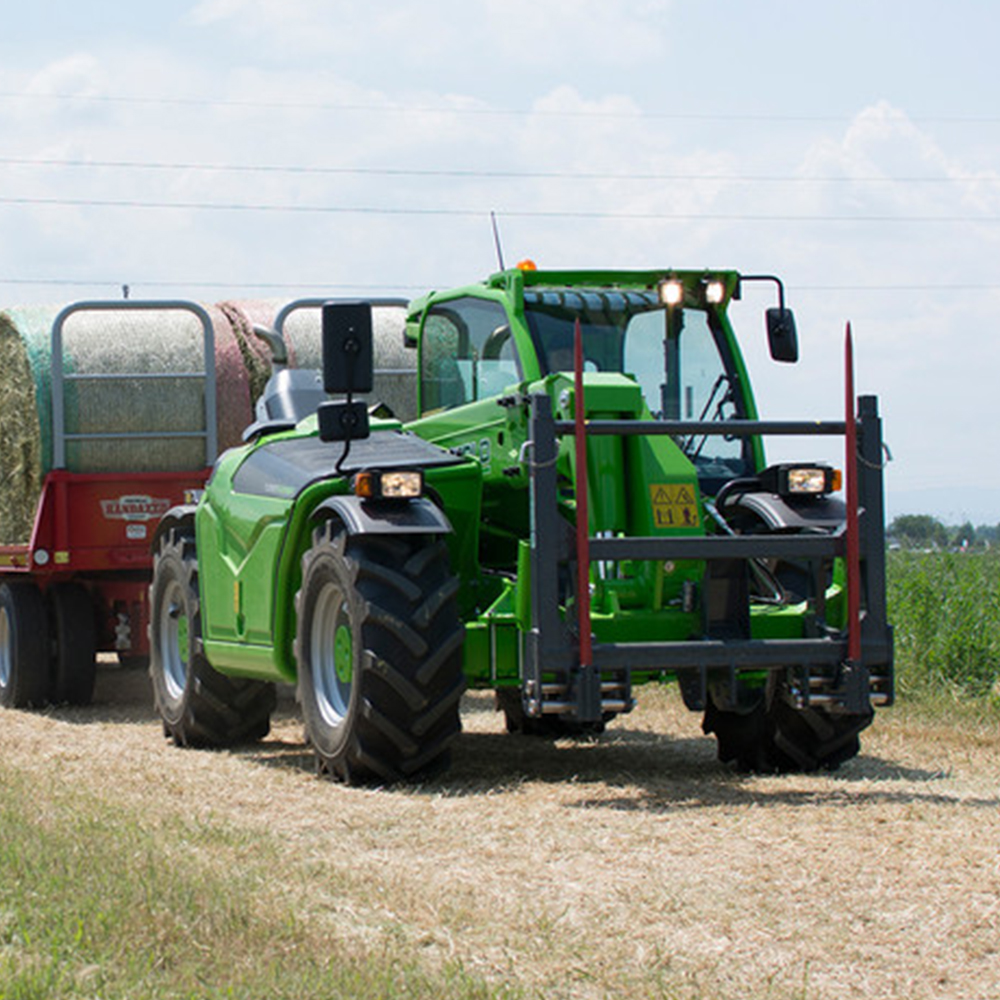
xmin=766 ymin=307 xmax=798 ymax=363
xmin=322 ymin=301 xmax=373 ymax=394
xmin=319 ymin=302 xmax=373 ymax=444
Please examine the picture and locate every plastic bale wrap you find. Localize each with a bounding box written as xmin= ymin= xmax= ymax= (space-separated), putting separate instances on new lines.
xmin=205 ymin=303 xmax=258 ymax=454
xmin=217 ymin=300 xmax=278 ymax=410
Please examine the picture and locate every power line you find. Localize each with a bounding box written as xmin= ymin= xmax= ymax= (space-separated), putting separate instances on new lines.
xmin=0 ymin=154 xmax=992 ymax=186
xmin=2 ymin=277 xmax=997 ymax=293
xmin=0 ymin=277 xmax=421 ymax=290
xmin=2 ymin=193 xmax=998 ymax=223
xmin=0 ymin=90 xmax=997 ymax=125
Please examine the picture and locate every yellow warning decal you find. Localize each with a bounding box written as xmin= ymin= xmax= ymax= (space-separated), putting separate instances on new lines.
xmin=649 ymin=483 xmax=700 ymax=529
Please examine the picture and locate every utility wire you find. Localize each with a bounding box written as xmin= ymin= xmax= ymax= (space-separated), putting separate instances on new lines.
xmin=2 ymin=277 xmax=998 ymax=293
xmin=0 ymin=90 xmax=997 ymax=125
xmin=1 ymin=194 xmax=998 ymax=223
xmin=0 ymin=154 xmax=993 ymax=185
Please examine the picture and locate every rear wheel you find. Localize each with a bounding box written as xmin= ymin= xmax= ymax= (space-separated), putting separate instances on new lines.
xmin=49 ymin=583 xmax=97 ymax=705
xmin=703 ymin=677 xmax=872 ymax=773
xmin=0 ymin=582 xmax=50 ymax=709
xmin=149 ymin=527 xmax=275 ymax=747
xmin=295 ymin=522 xmax=465 ymax=784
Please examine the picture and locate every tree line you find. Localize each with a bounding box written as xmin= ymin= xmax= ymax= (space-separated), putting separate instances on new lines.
xmin=887 ymin=514 xmax=997 ymax=550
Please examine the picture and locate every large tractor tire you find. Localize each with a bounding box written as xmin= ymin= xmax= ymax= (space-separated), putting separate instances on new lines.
xmin=702 ymin=677 xmax=872 ymax=773
xmin=0 ymin=582 xmax=50 ymax=709
xmin=149 ymin=527 xmax=275 ymax=747
xmin=295 ymin=522 xmax=465 ymax=784
xmin=49 ymin=582 xmax=97 ymax=706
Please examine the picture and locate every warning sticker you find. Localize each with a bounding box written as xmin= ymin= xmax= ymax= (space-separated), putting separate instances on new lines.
xmin=648 ymin=483 xmax=700 ymax=529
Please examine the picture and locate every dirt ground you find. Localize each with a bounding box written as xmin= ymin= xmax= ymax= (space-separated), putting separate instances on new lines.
xmin=2 ymin=659 xmax=999 ymax=1000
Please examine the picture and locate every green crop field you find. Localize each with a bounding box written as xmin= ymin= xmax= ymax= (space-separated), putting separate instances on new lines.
xmin=888 ymin=548 xmax=1000 ymax=704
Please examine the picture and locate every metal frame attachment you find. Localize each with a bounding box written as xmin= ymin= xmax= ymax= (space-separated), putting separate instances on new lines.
xmin=522 ymin=386 xmax=893 ymax=723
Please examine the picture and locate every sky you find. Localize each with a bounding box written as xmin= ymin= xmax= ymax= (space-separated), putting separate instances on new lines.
xmin=2 ymin=0 xmax=1000 ymax=522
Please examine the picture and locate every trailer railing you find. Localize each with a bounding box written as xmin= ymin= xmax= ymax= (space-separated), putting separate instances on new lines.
xmin=51 ymin=301 xmax=218 ymax=470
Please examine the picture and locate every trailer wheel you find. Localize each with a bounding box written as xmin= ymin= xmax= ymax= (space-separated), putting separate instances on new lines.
xmin=703 ymin=681 xmax=872 ymax=773
xmin=149 ymin=528 xmax=276 ymax=747
xmin=0 ymin=582 xmax=50 ymax=709
xmin=295 ymin=522 xmax=465 ymax=784
xmin=49 ymin=583 xmax=97 ymax=705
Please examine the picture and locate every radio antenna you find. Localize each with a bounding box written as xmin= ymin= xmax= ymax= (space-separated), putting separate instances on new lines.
xmin=490 ymin=211 xmax=506 ymax=271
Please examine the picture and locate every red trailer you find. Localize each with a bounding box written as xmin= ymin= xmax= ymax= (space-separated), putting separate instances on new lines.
xmin=0 ymin=301 xmax=219 ymax=708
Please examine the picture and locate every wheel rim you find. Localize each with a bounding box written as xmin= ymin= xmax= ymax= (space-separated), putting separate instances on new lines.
xmin=311 ymin=581 xmax=352 ymax=728
xmin=159 ymin=579 xmax=189 ymax=702
xmin=0 ymin=605 xmax=11 ymax=691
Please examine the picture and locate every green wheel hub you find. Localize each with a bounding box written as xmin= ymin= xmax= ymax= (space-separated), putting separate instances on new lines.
xmin=311 ymin=581 xmax=354 ymax=728
xmin=334 ymin=624 xmax=353 ymax=685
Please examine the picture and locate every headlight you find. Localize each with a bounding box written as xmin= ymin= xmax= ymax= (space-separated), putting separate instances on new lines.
xmin=353 ymin=470 xmax=423 ymax=500
xmin=759 ymin=463 xmax=839 ymax=497
xmin=658 ymin=278 xmax=685 ymax=307
xmin=787 ymin=468 xmax=828 ymax=494
xmin=703 ymin=278 xmax=726 ymax=305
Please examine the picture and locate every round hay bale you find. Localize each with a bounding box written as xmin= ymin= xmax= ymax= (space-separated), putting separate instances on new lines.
xmin=0 ymin=311 xmax=43 ymax=545
xmin=203 ymin=303 xmax=257 ymax=455
xmin=240 ymin=300 xmax=417 ymax=423
xmin=217 ymin=300 xmax=278 ymax=409
xmin=0 ymin=303 xmax=256 ymax=499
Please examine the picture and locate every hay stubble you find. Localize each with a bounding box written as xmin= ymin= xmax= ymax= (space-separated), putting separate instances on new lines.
xmin=1 ymin=667 xmax=996 ymax=1000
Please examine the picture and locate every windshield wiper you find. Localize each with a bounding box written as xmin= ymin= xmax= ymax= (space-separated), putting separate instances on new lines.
xmin=684 ymin=374 xmax=734 ymax=459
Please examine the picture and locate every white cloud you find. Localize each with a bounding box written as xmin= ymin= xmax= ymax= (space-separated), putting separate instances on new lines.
xmin=22 ymin=53 xmax=107 ymax=103
xmin=484 ymin=0 xmax=671 ymax=67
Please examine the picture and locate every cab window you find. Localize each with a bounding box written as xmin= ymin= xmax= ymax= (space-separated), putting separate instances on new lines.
xmin=419 ymin=297 xmax=520 ymax=413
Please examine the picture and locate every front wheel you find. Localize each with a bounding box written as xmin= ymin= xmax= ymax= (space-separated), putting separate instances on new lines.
xmin=702 ymin=677 xmax=872 ymax=773
xmin=149 ymin=527 xmax=275 ymax=747
xmin=295 ymin=523 xmax=465 ymax=784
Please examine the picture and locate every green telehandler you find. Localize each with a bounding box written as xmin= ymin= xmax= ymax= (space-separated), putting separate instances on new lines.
xmin=149 ymin=266 xmax=893 ymax=783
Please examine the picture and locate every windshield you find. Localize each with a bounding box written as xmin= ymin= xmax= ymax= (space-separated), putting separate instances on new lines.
xmin=523 ymin=289 xmax=750 ymax=483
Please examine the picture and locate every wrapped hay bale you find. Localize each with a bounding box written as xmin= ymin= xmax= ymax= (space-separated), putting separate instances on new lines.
xmin=0 ymin=312 xmax=43 ymax=544
xmin=217 ymin=300 xmax=279 ymax=409
xmin=0 ymin=303 xmax=258 ymax=543
xmin=203 ymin=303 xmax=260 ymax=455
xmin=230 ymin=299 xmax=418 ymax=422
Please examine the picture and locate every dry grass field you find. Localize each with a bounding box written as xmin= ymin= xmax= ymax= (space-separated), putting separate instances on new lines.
xmin=2 ymin=660 xmax=999 ymax=999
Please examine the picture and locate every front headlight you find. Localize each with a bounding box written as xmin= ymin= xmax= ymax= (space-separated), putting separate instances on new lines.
xmin=759 ymin=463 xmax=839 ymax=497
xmin=657 ymin=277 xmax=685 ymax=307
xmin=787 ymin=468 xmax=828 ymax=494
xmin=353 ymin=470 xmax=423 ymax=500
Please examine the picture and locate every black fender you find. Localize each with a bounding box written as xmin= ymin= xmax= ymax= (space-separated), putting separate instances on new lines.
xmin=150 ymin=505 xmax=199 ymax=554
xmin=728 ymin=491 xmax=846 ymax=533
xmin=310 ymin=496 xmax=452 ymax=536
